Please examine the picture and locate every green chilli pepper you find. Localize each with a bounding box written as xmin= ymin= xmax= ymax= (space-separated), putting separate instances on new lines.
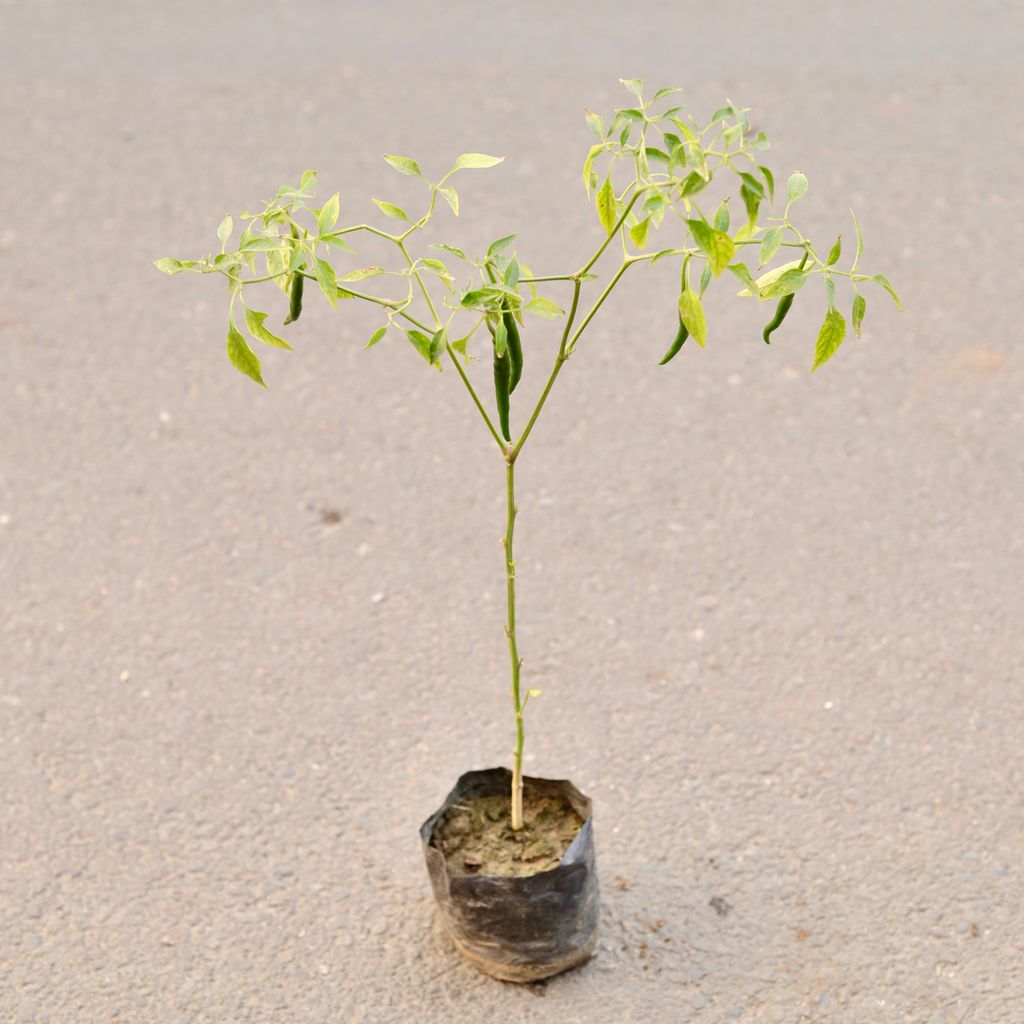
xmin=761 ymin=252 xmax=808 ymax=344
xmin=761 ymin=293 xmax=792 ymax=344
xmin=284 ymin=224 xmax=304 ymax=325
xmin=503 ymin=304 xmax=523 ymax=394
xmin=284 ymin=272 xmax=304 ymax=325
xmin=660 ymin=254 xmax=691 ymax=365
xmin=659 ymin=315 xmax=689 ymax=365
xmin=489 ymin=320 xmax=512 ymax=442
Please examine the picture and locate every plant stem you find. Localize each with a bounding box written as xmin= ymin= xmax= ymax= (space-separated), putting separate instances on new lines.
xmin=504 ymin=455 xmax=524 ymax=830
xmin=565 ymin=259 xmax=634 ymax=353
xmin=510 ymin=277 xmax=581 ymax=458
xmin=399 ymin=239 xmax=442 ymax=328
xmin=577 ymin=187 xmax=647 ymax=277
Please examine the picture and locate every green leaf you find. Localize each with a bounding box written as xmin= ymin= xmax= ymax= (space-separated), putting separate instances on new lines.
xmin=240 ymin=236 xmax=284 ymax=252
xmin=699 ymin=264 xmax=712 ymax=296
xmin=420 ymin=257 xmax=454 ymax=284
xmin=365 ymin=326 xmax=387 ymax=349
xmin=245 ymin=308 xmax=293 ymax=350
xmin=761 ymin=268 xmax=809 ymax=299
xmin=671 ymin=116 xmax=697 ymax=142
xmin=629 ymin=216 xmax=651 ymax=250
xmin=406 ymin=328 xmax=444 ymax=366
xmin=317 ymin=193 xmax=340 ymax=234
xmin=759 ymin=165 xmax=775 ymax=202
xmin=227 ymin=320 xmax=266 ymax=387
xmin=597 ymin=175 xmax=616 ymax=235
xmin=383 ymin=154 xmax=421 ymax=176
xmin=721 ymin=123 xmax=744 ymax=145
xmin=726 ymin=263 xmax=758 ymax=295
xmin=680 ymin=171 xmax=708 ymax=198
xmin=428 ymin=329 xmax=446 ymax=365
xmin=487 ymin=234 xmax=517 ymax=257
xmin=267 ymin=247 xmax=288 ymax=289
xmin=852 ymin=294 xmax=867 ymax=337
xmin=740 ymin=185 xmax=761 ymax=226
xmin=652 ymin=86 xmax=680 ymax=102
xmin=760 ymin=227 xmax=783 ymax=264
xmin=299 ymin=169 xmax=318 ymax=193
xmin=338 ymin=265 xmax=384 ymax=282
xmin=430 ymin=242 xmax=469 ymax=261
xmin=825 ymin=275 xmax=836 ymax=308
xmin=584 ymin=108 xmax=605 ymax=138
xmin=787 ymin=172 xmax=808 ymax=203
xmin=154 ymin=257 xmax=191 ymax=275
xmin=372 ymin=199 xmax=408 ymax=221
xmin=453 ymin=153 xmax=504 ymax=170
xmin=644 ymin=191 xmax=667 ymax=227
xmin=437 ymin=185 xmax=459 ymax=216
xmin=713 ymin=201 xmax=730 ymax=233
xmin=582 ymin=142 xmax=607 ymax=195
xmin=314 ymin=258 xmax=338 ymax=308
xmin=687 ymin=219 xmax=735 ymax=277
xmin=619 ymin=78 xmax=644 ymax=101
xmin=678 ymin=290 xmax=707 ymax=348
xmin=503 ymin=256 xmax=520 ymax=289
xmin=812 ymin=307 xmax=846 ymax=371
xmin=872 ymin=274 xmax=902 ymax=310
xmin=321 ymin=233 xmax=355 ymax=253
xmin=737 ymin=171 xmax=765 ymax=198
xmin=217 ymin=214 xmax=233 ymax=249
xmin=826 ymin=236 xmax=842 ymax=266
xmin=406 ymin=329 xmax=432 ymax=362
xmin=524 ymin=296 xmax=564 ymax=319
xmin=649 ymin=247 xmax=685 ymax=265
xmin=738 ymin=258 xmax=805 ymax=296
xmin=460 ymin=287 xmax=497 ymax=309
xmin=644 ymin=147 xmax=670 ymax=165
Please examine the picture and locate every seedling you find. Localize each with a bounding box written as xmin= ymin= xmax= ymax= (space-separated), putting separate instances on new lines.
xmin=157 ymin=79 xmax=898 ymax=833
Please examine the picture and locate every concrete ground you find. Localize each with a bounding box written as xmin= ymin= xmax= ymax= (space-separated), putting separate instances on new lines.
xmin=1 ymin=2 xmax=1021 ymax=1021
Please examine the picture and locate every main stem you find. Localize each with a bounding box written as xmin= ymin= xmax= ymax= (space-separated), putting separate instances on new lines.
xmin=504 ymin=455 xmax=525 ymax=829
xmin=437 ymin=191 xmax=644 ymax=831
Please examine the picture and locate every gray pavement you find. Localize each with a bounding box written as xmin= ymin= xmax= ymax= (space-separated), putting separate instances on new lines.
xmin=1 ymin=2 xmax=1022 ymax=1021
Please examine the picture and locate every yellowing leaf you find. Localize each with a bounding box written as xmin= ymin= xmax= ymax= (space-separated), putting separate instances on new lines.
xmin=812 ymin=307 xmax=846 ymax=371
xmin=678 ymin=290 xmax=707 ymax=347
xmin=227 ymin=320 xmax=266 ymax=387
xmin=453 ymin=153 xmax=504 ymax=170
xmin=597 ymin=175 xmax=616 ymax=235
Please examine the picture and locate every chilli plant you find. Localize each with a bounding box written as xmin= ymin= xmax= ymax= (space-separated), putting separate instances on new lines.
xmin=156 ymin=79 xmax=899 ymax=832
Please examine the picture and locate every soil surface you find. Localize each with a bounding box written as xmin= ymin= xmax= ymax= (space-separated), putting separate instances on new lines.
xmin=434 ymin=792 xmax=583 ymax=877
